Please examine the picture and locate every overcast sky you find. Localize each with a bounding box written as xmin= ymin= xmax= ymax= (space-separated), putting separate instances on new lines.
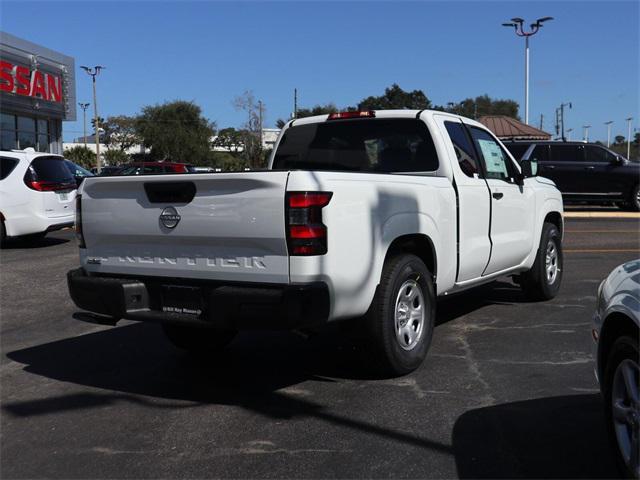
xmin=2 ymin=0 xmax=638 ymax=141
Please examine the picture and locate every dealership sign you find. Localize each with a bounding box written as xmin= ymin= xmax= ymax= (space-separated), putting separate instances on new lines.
xmin=0 ymin=60 xmax=62 ymax=103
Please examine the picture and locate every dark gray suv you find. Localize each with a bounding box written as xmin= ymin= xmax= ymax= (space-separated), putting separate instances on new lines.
xmin=505 ymin=141 xmax=639 ymax=211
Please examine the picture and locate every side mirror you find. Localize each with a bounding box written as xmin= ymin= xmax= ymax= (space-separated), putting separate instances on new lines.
xmin=520 ymin=159 xmax=538 ymax=177
xmin=612 ymin=155 xmax=624 ymax=165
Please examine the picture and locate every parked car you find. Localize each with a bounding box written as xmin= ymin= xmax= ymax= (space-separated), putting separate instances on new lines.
xmin=0 ymin=148 xmax=76 ymax=245
xmin=593 ymin=260 xmax=639 ymax=478
xmin=68 ymin=110 xmax=564 ymax=376
xmin=64 ymin=159 xmax=94 ymax=187
xmin=504 ymin=140 xmax=640 ymax=211
xmin=90 ymin=165 xmax=123 ymax=176
xmin=116 ymin=162 xmax=193 ymax=175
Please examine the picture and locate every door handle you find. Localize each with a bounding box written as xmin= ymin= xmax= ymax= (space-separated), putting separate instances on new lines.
xmin=584 ymin=166 xmax=595 ymax=170
xmin=492 ymin=192 xmax=504 ymax=200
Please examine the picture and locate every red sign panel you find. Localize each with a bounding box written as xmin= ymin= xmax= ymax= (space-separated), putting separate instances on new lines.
xmin=0 ymin=60 xmax=62 ymax=103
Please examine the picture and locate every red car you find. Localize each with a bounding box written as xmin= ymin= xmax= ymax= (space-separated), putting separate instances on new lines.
xmin=116 ymin=162 xmax=194 ymax=175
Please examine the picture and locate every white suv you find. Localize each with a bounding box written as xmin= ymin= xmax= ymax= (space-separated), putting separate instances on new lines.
xmin=0 ymin=148 xmax=77 ymax=245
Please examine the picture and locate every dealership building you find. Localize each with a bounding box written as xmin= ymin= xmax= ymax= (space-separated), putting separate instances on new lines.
xmin=0 ymin=32 xmax=76 ymax=154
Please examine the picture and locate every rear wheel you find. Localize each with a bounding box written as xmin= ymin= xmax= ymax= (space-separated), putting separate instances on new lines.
xmin=0 ymin=220 xmax=6 ymax=248
xmin=520 ymin=222 xmax=563 ymax=301
xmin=627 ymin=184 xmax=640 ymax=212
xmin=604 ymin=335 xmax=640 ymax=479
xmin=364 ymin=254 xmax=435 ymax=377
xmin=162 ymin=324 xmax=236 ymax=355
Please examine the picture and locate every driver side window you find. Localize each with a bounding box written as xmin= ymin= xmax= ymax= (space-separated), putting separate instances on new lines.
xmin=468 ymin=127 xmax=516 ymax=182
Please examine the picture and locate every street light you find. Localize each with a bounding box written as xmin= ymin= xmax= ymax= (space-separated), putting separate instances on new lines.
xmin=583 ymin=125 xmax=591 ymax=142
xmin=604 ymin=121 xmax=614 ymax=147
xmin=502 ymin=16 xmax=554 ymax=125
xmin=625 ymin=117 xmax=633 ymax=160
xmin=78 ymin=102 xmax=90 ymax=149
xmin=80 ymin=65 xmax=104 ymax=173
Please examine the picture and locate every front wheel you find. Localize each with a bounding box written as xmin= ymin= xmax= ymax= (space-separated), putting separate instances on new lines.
xmin=627 ymin=184 xmax=640 ymax=212
xmin=520 ymin=222 xmax=563 ymax=301
xmin=162 ymin=324 xmax=236 ymax=356
xmin=604 ymin=335 xmax=640 ymax=479
xmin=364 ymin=254 xmax=435 ymax=377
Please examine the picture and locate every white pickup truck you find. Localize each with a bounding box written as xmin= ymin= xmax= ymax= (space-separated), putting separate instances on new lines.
xmin=68 ymin=110 xmax=564 ymax=375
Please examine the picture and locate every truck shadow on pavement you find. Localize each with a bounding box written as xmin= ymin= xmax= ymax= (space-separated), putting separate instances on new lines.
xmin=1 ymin=235 xmax=70 ymax=249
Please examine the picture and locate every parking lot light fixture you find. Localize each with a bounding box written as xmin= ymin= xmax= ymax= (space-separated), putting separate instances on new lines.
xmin=502 ymin=16 xmax=554 ymax=125
xmin=80 ymin=66 xmax=104 ymax=173
xmin=604 ymin=121 xmax=614 ymax=147
xmin=625 ymin=117 xmax=633 ymax=159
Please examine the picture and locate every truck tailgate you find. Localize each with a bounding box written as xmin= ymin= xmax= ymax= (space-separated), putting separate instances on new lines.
xmin=80 ymin=171 xmax=290 ymax=283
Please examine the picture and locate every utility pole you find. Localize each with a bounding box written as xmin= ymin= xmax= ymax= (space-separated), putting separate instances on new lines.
xmin=604 ymin=120 xmax=614 ymax=147
xmin=566 ymin=128 xmax=573 ymax=141
xmin=293 ymin=88 xmax=298 ymax=119
xmin=502 ymin=16 xmax=554 ymax=125
xmin=558 ymin=102 xmax=571 ymax=141
xmin=80 ymin=66 xmax=104 ymax=173
xmin=539 ymin=113 xmax=544 ymax=130
xmin=625 ymin=117 xmax=633 ymax=160
xmin=583 ymin=125 xmax=591 ymax=142
xmin=555 ymin=108 xmax=560 ymax=138
xmin=78 ymin=102 xmax=90 ymax=149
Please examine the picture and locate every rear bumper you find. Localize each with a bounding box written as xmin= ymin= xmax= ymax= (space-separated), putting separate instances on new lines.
xmin=67 ymin=268 xmax=330 ymax=330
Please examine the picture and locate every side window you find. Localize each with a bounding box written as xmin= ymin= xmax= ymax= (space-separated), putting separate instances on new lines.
xmin=550 ymin=145 xmax=584 ymax=162
xmin=504 ymin=143 xmax=531 ymax=161
xmin=531 ymin=145 xmax=550 ymax=162
xmin=0 ymin=157 xmax=19 ymax=180
xmin=468 ymin=127 xmax=515 ymax=182
xmin=444 ymin=121 xmax=480 ymax=178
xmin=585 ymin=145 xmax=615 ymax=163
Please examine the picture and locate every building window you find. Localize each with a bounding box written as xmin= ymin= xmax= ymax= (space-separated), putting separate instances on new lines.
xmin=0 ymin=114 xmax=54 ymax=152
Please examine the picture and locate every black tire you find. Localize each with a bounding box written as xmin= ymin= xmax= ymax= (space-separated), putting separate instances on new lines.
xmin=364 ymin=254 xmax=435 ymax=377
xmin=162 ymin=323 xmax=236 ymax=355
xmin=603 ymin=334 xmax=640 ymax=479
xmin=0 ymin=220 xmax=6 ymax=248
xmin=520 ymin=222 xmax=563 ymax=301
xmin=627 ymin=184 xmax=640 ymax=212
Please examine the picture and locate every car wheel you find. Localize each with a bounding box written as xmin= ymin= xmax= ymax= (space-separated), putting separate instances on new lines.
xmin=0 ymin=220 xmax=6 ymax=248
xmin=365 ymin=254 xmax=435 ymax=377
xmin=604 ymin=335 xmax=640 ymax=479
xmin=520 ymin=222 xmax=563 ymax=301
xmin=628 ymin=184 xmax=640 ymax=212
xmin=162 ymin=324 xmax=236 ymax=355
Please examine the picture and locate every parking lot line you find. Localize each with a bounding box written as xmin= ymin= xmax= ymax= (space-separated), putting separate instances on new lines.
xmin=565 ymin=230 xmax=638 ymax=233
xmin=564 ymin=249 xmax=640 ymax=253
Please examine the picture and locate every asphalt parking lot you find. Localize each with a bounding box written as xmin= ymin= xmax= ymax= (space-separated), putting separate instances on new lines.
xmin=1 ymin=217 xmax=639 ymax=479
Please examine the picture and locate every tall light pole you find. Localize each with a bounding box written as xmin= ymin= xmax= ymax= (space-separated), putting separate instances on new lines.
xmin=583 ymin=125 xmax=591 ymax=142
xmin=604 ymin=120 xmax=614 ymax=147
xmin=78 ymin=102 xmax=90 ymax=149
xmin=80 ymin=65 xmax=104 ymax=173
xmin=625 ymin=117 xmax=633 ymax=160
xmin=502 ymin=16 xmax=554 ymax=125
xmin=566 ymin=128 xmax=573 ymax=141
xmin=558 ymin=102 xmax=571 ymax=141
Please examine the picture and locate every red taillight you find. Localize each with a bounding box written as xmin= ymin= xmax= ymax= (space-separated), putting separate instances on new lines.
xmin=26 ymin=180 xmax=75 ymax=191
xmin=327 ymin=111 xmax=375 ymax=120
xmin=75 ymin=194 xmax=85 ymax=248
xmin=286 ymin=191 xmax=332 ymax=256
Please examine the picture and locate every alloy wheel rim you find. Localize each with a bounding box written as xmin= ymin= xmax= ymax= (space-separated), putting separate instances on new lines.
xmin=545 ymin=240 xmax=559 ymax=284
xmin=394 ymin=279 xmax=425 ymax=351
xmin=611 ymin=358 xmax=640 ymax=477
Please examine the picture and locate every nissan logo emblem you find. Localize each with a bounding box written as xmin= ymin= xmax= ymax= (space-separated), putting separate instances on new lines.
xmin=159 ymin=206 xmax=181 ymax=229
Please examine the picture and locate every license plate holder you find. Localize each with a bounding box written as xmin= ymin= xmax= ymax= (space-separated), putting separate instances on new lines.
xmin=57 ymin=192 xmax=69 ymax=201
xmin=161 ymin=285 xmax=204 ymax=316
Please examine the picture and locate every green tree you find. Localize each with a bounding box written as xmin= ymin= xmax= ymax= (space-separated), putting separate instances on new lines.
xmin=103 ymin=149 xmax=130 ymax=166
xmin=63 ymin=145 xmax=95 ymax=169
xmin=213 ymin=127 xmax=243 ymax=152
xmin=276 ymin=103 xmax=340 ymax=128
xmin=614 ymin=135 xmax=625 ymax=145
xmin=439 ymin=94 xmax=520 ymax=119
xmin=102 ymin=116 xmax=139 ymax=152
xmin=358 ymin=84 xmax=432 ymax=110
xmin=135 ymin=101 xmax=215 ymax=163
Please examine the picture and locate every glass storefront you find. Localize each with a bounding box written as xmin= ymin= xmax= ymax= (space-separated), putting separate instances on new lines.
xmin=0 ymin=113 xmax=56 ymax=152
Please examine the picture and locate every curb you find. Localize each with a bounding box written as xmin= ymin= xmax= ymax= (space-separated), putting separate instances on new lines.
xmin=564 ymin=212 xmax=640 ymax=219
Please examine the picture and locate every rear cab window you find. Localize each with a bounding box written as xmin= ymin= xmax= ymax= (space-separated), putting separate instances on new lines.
xmin=0 ymin=157 xmax=19 ymax=180
xmin=273 ymin=118 xmax=439 ymax=173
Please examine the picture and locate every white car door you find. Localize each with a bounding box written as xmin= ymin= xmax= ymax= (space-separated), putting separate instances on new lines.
xmin=465 ymin=125 xmax=535 ymax=275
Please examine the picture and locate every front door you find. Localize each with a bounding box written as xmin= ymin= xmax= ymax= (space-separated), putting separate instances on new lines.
xmin=466 ymin=125 xmax=536 ymax=276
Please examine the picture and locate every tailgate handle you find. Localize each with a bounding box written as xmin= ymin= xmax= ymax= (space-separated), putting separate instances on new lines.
xmin=144 ymin=182 xmax=196 ymax=204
